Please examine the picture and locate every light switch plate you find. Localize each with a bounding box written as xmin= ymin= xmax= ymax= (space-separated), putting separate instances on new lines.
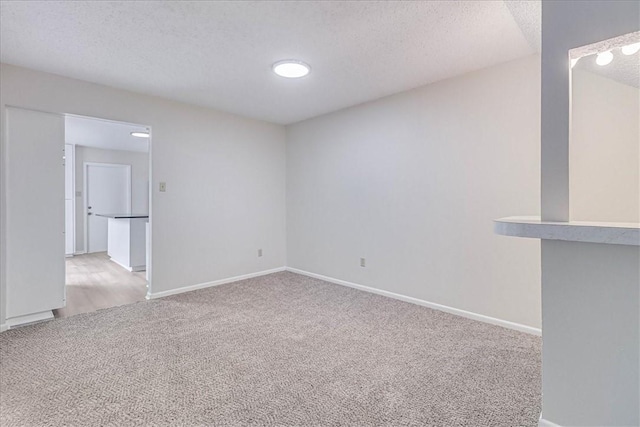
xmin=159 ymin=182 xmax=166 ymax=192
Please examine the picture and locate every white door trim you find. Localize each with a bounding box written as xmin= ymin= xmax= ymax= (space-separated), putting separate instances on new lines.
xmin=64 ymin=143 xmax=76 ymax=257
xmin=70 ymin=144 xmax=76 ymax=255
xmin=146 ymin=129 xmax=153 ymax=296
xmin=83 ymin=162 xmax=132 ymax=254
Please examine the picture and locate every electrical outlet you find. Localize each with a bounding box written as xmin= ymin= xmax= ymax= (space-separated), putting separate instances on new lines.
xmin=75 ymin=191 xmax=82 ymax=197
xmin=258 ymin=249 xmax=263 ymax=257
xmin=360 ymin=258 xmax=366 ymax=267
xmin=159 ymin=182 xmax=166 ymax=192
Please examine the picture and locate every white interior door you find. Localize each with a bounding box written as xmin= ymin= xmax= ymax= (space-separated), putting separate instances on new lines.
xmin=85 ymin=163 xmax=131 ymax=253
xmin=6 ymin=107 xmax=65 ymax=319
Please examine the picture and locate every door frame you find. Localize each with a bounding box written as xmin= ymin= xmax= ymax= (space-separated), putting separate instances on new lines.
xmin=83 ymin=162 xmax=132 ymax=254
xmin=65 ymin=143 xmax=76 ymax=256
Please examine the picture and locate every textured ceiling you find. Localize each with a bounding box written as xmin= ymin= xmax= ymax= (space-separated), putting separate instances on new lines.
xmin=509 ymin=2 xmax=639 ymax=89
xmin=65 ymin=115 xmax=149 ymax=153
xmin=504 ymin=0 xmax=541 ymax=52
xmin=1 ymin=1 xmax=537 ymax=124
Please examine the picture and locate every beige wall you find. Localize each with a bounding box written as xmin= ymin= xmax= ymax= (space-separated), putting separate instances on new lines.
xmin=74 ymin=146 xmax=150 ymax=253
xmin=570 ymin=69 xmax=640 ymax=223
xmin=287 ymin=55 xmax=542 ymax=329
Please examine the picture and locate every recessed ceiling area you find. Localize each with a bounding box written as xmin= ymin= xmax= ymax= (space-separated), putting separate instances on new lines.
xmin=65 ymin=115 xmax=150 ymax=153
xmin=1 ymin=1 xmax=540 ymax=124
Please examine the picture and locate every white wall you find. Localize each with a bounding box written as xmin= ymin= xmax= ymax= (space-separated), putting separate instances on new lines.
xmin=540 ymin=1 xmax=640 ymax=425
xmin=542 ymin=240 xmax=639 ymax=426
xmin=287 ymin=55 xmax=542 ymax=329
xmin=0 ymin=63 xmax=287 ymax=326
xmin=74 ymin=146 xmax=150 ymax=253
xmin=570 ymin=69 xmax=640 ymax=223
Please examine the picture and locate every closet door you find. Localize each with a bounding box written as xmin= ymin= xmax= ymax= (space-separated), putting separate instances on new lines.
xmin=6 ymin=107 xmax=65 ymax=321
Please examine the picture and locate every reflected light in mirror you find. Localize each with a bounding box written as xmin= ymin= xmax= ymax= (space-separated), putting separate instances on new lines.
xmin=595 ymin=51 xmax=613 ymax=66
xmin=621 ymin=43 xmax=640 ymax=55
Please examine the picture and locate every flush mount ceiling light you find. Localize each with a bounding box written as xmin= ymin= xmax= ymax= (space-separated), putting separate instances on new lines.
xmin=621 ymin=42 xmax=640 ymax=55
xmin=272 ymin=60 xmax=310 ymax=78
xmin=595 ymin=51 xmax=613 ymax=66
xmin=131 ymin=131 xmax=150 ymax=138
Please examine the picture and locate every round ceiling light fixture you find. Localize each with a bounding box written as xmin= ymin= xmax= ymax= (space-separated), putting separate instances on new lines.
xmin=272 ymin=60 xmax=311 ymax=78
xmin=131 ymin=131 xmax=150 ymax=138
xmin=595 ymin=51 xmax=613 ymax=66
xmin=621 ymin=42 xmax=640 ymax=55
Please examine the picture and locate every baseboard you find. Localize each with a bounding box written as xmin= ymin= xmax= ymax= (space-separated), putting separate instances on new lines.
xmin=286 ymin=267 xmax=542 ymax=336
xmin=137 ymin=265 xmax=541 ymax=335
xmin=0 ymin=324 xmax=8 ymax=333
xmin=146 ymin=267 xmax=287 ymax=299
xmin=109 ymin=257 xmax=134 ymax=271
xmin=108 ymin=258 xmax=146 ymax=273
xmin=5 ymin=310 xmax=54 ymax=329
xmin=73 ymin=251 xmax=86 ymax=256
xmin=538 ymin=416 xmax=562 ymax=427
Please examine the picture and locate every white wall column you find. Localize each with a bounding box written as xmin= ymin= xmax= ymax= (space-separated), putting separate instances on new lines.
xmin=539 ymin=2 xmax=639 ymax=425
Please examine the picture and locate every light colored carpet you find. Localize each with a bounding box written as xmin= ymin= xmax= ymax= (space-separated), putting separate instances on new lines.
xmin=0 ymin=271 xmax=541 ymax=426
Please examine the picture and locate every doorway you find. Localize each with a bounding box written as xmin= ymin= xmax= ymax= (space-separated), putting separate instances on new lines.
xmin=56 ymin=114 xmax=152 ymax=319
xmin=4 ymin=107 xmax=153 ymax=326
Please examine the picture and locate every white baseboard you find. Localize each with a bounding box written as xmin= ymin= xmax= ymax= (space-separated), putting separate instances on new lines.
xmin=108 ymin=257 xmax=145 ymax=273
xmin=136 ymin=265 xmax=541 ymax=336
xmin=146 ymin=267 xmax=287 ymax=299
xmin=5 ymin=310 xmax=54 ymax=329
xmin=109 ymin=257 xmax=134 ymax=272
xmin=286 ymin=267 xmax=541 ymax=336
xmin=73 ymin=251 xmax=86 ymax=256
xmin=0 ymin=324 xmax=7 ymax=333
xmin=538 ymin=417 xmax=562 ymax=427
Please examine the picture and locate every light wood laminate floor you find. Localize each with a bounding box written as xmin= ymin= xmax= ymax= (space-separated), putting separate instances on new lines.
xmin=54 ymin=252 xmax=147 ymax=319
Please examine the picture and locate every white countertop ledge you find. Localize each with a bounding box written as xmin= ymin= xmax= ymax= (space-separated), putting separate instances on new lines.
xmin=494 ymin=216 xmax=640 ymax=246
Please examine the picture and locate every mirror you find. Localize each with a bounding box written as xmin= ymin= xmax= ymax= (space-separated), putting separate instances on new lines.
xmin=569 ymin=32 xmax=640 ymax=223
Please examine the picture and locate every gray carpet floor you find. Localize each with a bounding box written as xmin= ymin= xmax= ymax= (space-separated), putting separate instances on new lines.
xmin=0 ymin=271 xmax=541 ymax=426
